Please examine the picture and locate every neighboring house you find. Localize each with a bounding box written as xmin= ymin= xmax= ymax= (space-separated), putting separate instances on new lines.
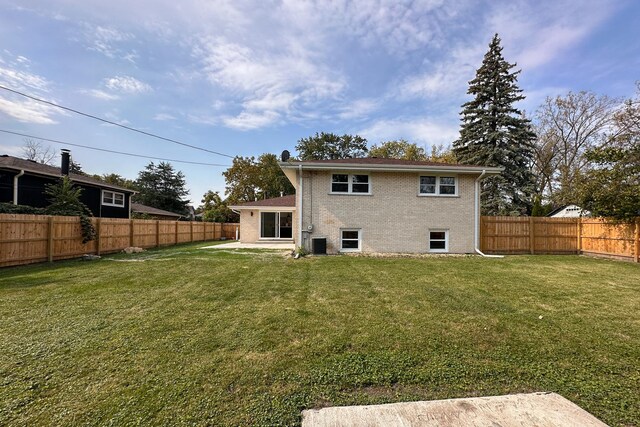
xmin=231 ymin=158 xmax=502 ymax=254
xmin=0 ymin=150 xmax=135 ymax=218
xmin=546 ymin=204 xmax=590 ymax=218
xmin=131 ymin=203 xmax=182 ymax=220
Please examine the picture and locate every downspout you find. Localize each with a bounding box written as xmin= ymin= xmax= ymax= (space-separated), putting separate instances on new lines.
xmin=474 ymin=169 xmax=504 ymax=258
xmin=298 ymin=164 xmax=303 ymax=249
xmin=13 ymin=170 xmax=24 ymax=205
xmin=231 ymin=208 xmax=241 ymax=240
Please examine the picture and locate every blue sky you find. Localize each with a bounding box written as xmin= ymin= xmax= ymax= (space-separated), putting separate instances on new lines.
xmin=0 ymin=0 xmax=638 ymax=206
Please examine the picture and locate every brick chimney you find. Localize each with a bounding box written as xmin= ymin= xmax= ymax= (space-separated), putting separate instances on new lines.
xmin=60 ymin=149 xmax=70 ymax=176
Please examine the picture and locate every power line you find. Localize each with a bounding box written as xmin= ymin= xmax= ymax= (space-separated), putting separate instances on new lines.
xmin=0 ymin=129 xmax=231 ymax=167
xmin=0 ymin=85 xmax=234 ymax=158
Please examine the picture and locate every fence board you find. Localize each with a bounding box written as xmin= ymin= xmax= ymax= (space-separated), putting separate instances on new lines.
xmin=0 ymin=214 xmax=239 ymax=268
xmin=481 ymin=216 xmax=638 ymax=261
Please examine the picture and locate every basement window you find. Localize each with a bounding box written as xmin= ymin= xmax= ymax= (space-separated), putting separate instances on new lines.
xmin=102 ymin=190 xmax=125 ymax=207
xmin=340 ymin=229 xmax=362 ymax=252
xmin=429 ymin=230 xmax=448 ymax=253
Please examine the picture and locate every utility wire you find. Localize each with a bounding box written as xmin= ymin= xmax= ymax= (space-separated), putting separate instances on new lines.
xmin=0 ymin=129 xmax=230 ymax=167
xmin=0 ymin=85 xmax=234 ymax=158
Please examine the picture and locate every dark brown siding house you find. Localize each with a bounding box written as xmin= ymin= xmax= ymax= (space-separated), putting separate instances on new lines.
xmin=0 ymin=150 xmax=135 ymax=218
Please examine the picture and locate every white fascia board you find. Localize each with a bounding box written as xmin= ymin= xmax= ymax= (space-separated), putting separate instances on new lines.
xmin=229 ymin=205 xmax=296 ymax=211
xmin=279 ymin=162 xmax=503 ymax=174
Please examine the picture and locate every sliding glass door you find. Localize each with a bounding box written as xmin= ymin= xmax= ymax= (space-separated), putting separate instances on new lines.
xmin=260 ymin=212 xmax=293 ymax=239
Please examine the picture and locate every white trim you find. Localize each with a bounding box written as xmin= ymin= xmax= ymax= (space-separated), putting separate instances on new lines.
xmin=418 ymin=174 xmax=458 ymax=197
xmin=101 ymin=190 xmax=125 ymax=207
xmin=340 ymin=228 xmax=362 ymax=252
xmin=428 ymin=229 xmax=449 ymax=253
xmin=281 ymin=162 xmax=503 ymax=174
xmin=329 ymin=172 xmax=372 ymax=195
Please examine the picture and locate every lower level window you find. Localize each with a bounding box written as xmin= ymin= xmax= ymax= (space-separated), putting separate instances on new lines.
xmin=341 ymin=229 xmax=361 ymax=252
xmin=429 ymin=230 xmax=448 ymax=252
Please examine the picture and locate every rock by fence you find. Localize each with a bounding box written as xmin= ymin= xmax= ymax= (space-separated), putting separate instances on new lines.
xmin=0 ymin=214 xmax=239 ymax=267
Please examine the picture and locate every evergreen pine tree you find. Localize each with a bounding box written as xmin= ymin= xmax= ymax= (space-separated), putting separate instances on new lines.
xmin=453 ymin=34 xmax=536 ymax=215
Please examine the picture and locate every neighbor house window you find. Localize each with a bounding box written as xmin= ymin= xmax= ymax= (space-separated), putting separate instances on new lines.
xmin=102 ymin=190 xmax=125 ymax=207
xmin=331 ymin=174 xmax=370 ymax=194
xmin=419 ymin=176 xmax=457 ymax=196
xmin=340 ymin=229 xmax=361 ymax=252
xmin=429 ymin=230 xmax=448 ymax=253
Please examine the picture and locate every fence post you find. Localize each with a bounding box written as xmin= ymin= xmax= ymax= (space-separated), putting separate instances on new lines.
xmin=156 ymin=220 xmax=160 ymax=247
xmin=96 ymin=218 xmax=101 ymax=256
xmin=635 ymin=218 xmax=639 ymax=263
xmin=190 ymin=221 xmax=194 ymax=242
xmin=577 ymin=218 xmax=582 ymax=255
xmin=175 ymin=221 xmax=179 ymax=245
xmin=47 ymin=216 xmax=54 ymax=262
xmin=529 ymin=216 xmax=535 ymax=255
xmin=129 ymin=219 xmax=134 ymax=247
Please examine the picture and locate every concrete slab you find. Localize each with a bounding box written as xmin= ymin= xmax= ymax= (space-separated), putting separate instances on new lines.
xmin=301 ymin=392 xmax=608 ymax=427
xmin=200 ymin=242 xmax=295 ymax=250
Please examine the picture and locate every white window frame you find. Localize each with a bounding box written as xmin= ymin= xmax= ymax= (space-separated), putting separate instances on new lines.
xmin=418 ymin=175 xmax=458 ymax=197
xmin=340 ymin=228 xmax=362 ymax=252
xmin=429 ymin=229 xmax=449 ymax=253
xmin=259 ymin=210 xmax=294 ymax=240
xmin=101 ymin=190 xmax=125 ymax=207
xmin=330 ymin=172 xmax=371 ymax=195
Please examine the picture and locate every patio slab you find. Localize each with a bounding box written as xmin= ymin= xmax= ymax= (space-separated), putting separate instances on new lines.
xmin=201 ymin=241 xmax=295 ymax=250
xmin=301 ymin=392 xmax=608 ymax=427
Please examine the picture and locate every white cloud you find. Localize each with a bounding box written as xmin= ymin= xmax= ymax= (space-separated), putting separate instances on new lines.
xmin=0 ymin=64 xmax=50 ymax=92
xmin=359 ymin=117 xmax=459 ymax=146
xmin=194 ymin=36 xmax=345 ymax=129
xmin=337 ymin=98 xmax=380 ymax=121
xmin=104 ymin=75 xmax=151 ymax=93
xmin=153 ymin=112 xmax=176 ymax=121
xmin=488 ymin=0 xmax=615 ymax=69
xmin=222 ymin=111 xmax=281 ymax=131
xmin=0 ymin=98 xmax=58 ymax=124
xmin=83 ymin=89 xmax=120 ymax=101
xmin=86 ymin=25 xmax=133 ymax=59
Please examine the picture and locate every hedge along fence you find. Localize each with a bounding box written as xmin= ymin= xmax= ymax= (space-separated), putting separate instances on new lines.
xmin=481 ymin=216 xmax=640 ymax=262
xmin=0 ymin=214 xmax=240 ymax=268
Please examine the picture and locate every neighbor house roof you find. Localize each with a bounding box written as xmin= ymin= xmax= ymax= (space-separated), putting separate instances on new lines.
xmin=279 ymin=158 xmax=503 ymax=174
xmin=230 ymin=194 xmax=296 ymax=209
xmin=131 ymin=203 xmax=182 ymax=218
xmin=0 ymin=155 xmax=135 ymax=193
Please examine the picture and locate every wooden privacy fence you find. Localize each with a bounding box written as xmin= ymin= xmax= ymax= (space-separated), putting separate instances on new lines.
xmin=0 ymin=214 xmax=240 ymax=268
xmin=481 ymin=216 xmax=640 ymax=262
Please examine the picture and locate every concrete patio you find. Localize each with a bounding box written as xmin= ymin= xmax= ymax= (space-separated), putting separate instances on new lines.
xmin=301 ymin=392 xmax=608 ymax=427
xmin=201 ymin=241 xmax=295 ymax=250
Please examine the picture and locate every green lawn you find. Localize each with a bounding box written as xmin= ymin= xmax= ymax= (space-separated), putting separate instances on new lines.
xmin=1 ymin=244 xmax=639 ymax=426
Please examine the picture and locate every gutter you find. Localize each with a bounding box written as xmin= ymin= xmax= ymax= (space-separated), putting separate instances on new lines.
xmin=298 ymin=164 xmax=303 ymax=248
xmin=13 ymin=170 xmax=24 ymax=205
xmin=474 ymin=170 xmax=504 ymax=258
xmin=280 ymin=162 xmax=503 ymax=175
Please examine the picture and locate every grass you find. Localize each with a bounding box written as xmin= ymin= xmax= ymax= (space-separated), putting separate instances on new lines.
xmin=0 ymin=243 xmax=639 ymax=426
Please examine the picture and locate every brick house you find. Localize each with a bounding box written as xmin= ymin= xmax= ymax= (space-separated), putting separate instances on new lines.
xmin=230 ymin=158 xmax=501 ymax=254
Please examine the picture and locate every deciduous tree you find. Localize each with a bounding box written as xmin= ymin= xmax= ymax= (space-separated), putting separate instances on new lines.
xmin=533 ymin=91 xmax=617 ymax=205
xmin=368 ymin=139 xmax=427 ymax=160
xmin=579 ymin=86 xmax=640 ymax=220
xmin=223 ymin=153 xmax=294 ymax=204
xmin=295 ymin=132 xmax=368 ymax=160
xmin=134 ymin=162 xmax=190 ymax=214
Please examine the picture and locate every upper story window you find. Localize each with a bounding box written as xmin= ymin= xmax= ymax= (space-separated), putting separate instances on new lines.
xmin=419 ymin=176 xmax=457 ymax=196
xmin=102 ymin=190 xmax=125 ymax=207
xmin=331 ymin=173 xmax=370 ymax=194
